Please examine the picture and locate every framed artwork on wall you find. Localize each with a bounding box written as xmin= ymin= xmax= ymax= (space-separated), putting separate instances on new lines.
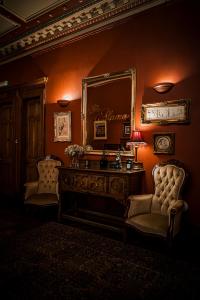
xmin=94 ymin=120 xmax=107 ymax=140
xmin=153 ymin=132 xmax=175 ymax=154
xmin=54 ymin=111 xmax=71 ymax=142
xmin=141 ymin=99 xmax=191 ymax=124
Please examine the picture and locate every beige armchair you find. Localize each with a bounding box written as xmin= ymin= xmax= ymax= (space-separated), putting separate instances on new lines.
xmin=24 ymin=155 xmax=63 ymax=208
xmin=125 ymin=160 xmax=188 ymax=245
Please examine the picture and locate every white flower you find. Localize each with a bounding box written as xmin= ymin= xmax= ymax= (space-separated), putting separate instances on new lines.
xmin=64 ymin=144 xmax=84 ymax=157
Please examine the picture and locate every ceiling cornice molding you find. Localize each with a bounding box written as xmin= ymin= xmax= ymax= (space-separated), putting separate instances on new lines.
xmin=0 ymin=0 xmax=171 ymax=66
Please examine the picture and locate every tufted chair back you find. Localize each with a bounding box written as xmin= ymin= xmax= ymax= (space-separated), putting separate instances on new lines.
xmin=151 ymin=164 xmax=185 ymax=215
xmin=24 ymin=155 xmax=63 ymax=209
xmin=37 ymin=159 xmax=61 ymax=194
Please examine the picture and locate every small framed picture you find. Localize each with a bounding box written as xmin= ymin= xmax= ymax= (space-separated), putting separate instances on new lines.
xmin=54 ymin=111 xmax=71 ymax=142
xmin=94 ymin=120 xmax=107 ymax=140
xmin=123 ymin=122 xmax=131 ymax=137
xmin=153 ymin=133 xmax=175 ymax=154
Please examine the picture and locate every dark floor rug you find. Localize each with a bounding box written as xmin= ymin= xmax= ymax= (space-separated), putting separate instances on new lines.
xmin=0 ymin=221 xmax=199 ymax=300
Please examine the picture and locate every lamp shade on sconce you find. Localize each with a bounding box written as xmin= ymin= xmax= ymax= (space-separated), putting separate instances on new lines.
xmin=153 ymin=82 xmax=174 ymax=93
xmin=57 ymin=99 xmax=70 ymax=107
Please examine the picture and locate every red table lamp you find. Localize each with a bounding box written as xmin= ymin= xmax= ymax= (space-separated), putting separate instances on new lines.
xmin=127 ymin=130 xmax=146 ymax=169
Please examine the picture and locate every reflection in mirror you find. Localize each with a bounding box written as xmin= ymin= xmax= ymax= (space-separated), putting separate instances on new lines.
xmin=82 ymin=69 xmax=136 ymax=155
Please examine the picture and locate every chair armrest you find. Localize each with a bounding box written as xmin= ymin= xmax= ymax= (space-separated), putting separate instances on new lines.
xmin=169 ymin=200 xmax=185 ymax=215
xmin=24 ymin=181 xmax=38 ymax=200
xmin=168 ymin=200 xmax=188 ymax=239
xmin=127 ymin=194 xmax=153 ymax=217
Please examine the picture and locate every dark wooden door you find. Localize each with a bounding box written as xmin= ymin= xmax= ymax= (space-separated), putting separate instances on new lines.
xmin=0 ymin=90 xmax=17 ymax=198
xmin=0 ymin=79 xmax=46 ymax=203
xmin=20 ymin=85 xmax=45 ymax=185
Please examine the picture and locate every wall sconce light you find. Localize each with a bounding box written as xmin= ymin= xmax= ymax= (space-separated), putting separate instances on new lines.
xmin=127 ymin=130 xmax=146 ymax=170
xmin=57 ymin=99 xmax=71 ymax=107
xmin=153 ymin=82 xmax=174 ymax=93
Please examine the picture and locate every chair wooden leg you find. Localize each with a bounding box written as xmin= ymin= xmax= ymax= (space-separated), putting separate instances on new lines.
xmin=123 ymin=226 xmax=128 ymax=243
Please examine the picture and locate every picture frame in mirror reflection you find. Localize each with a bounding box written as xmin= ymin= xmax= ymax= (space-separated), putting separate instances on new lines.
xmin=123 ymin=122 xmax=131 ymax=137
xmin=54 ymin=111 xmax=71 ymax=142
xmin=94 ymin=120 xmax=107 ymax=140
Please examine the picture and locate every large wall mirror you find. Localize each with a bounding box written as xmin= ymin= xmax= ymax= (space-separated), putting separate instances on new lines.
xmin=82 ymin=68 xmax=136 ymax=155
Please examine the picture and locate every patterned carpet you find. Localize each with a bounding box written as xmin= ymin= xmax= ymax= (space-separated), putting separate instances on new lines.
xmin=0 ymin=221 xmax=199 ymax=300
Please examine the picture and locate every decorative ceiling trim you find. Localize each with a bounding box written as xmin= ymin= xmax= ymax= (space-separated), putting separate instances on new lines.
xmin=0 ymin=0 xmax=171 ymax=66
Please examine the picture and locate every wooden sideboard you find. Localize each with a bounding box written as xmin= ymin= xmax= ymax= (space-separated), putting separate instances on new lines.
xmin=58 ymin=166 xmax=144 ymax=232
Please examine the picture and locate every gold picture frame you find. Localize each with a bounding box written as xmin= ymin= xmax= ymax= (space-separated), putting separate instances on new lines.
xmin=141 ymin=99 xmax=191 ymax=124
xmin=94 ymin=120 xmax=107 ymax=140
xmin=54 ymin=111 xmax=71 ymax=142
xmin=153 ymin=132 xmax=175 ymax=154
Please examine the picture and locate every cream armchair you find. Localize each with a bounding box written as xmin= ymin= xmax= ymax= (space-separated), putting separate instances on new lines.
xmin=24 ymin=155 xmax=63 ymax=208
xmin=125 ymin=160 xmax=188 ymax=244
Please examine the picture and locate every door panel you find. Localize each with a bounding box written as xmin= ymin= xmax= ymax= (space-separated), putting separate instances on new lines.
xmin=22 ymin=96 xmax=44 ymax=182
xmin=0 ymin=100 xmax=16 ymax=197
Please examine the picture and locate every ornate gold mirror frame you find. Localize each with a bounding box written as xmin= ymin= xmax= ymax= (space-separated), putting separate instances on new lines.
xmin=82 ymin=68 xmax=136 ymax=156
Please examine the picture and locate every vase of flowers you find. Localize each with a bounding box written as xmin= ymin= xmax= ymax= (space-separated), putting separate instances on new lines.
xmin=64 ymin=144 xmax=84 ymax=168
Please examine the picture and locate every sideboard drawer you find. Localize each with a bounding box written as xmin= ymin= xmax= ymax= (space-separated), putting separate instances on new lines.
xmin=60 ymin=171 xmax=106 ymax=194
xmin=108 ymin=175 xmax=128 ymax=199
xmin=88 ymin=175 xmax=106 ymax=193
xmin=59 ymin=168 xmax=144 ymax=202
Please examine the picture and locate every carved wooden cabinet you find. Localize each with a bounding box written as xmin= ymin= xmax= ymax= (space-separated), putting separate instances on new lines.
xmin=58 ymin=167 xmax=144 ymax=232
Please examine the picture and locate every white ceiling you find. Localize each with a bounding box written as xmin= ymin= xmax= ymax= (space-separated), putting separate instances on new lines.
xmin=0 ymin=14 xmax=18 ymax=35
xmin=0 ymin=0 xmax=67 ymax=36
xmin=1 ymin=0 xmax=66 ymax=20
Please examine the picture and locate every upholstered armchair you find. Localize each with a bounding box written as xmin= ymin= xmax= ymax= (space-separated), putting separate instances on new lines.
xmin=24 ymin=155 xmax=63 ymax=208
xmin=125 ymin=160 xmax=188 ymax=245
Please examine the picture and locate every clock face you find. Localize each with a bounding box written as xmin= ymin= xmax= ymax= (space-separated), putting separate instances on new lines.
xmin=156 ymin=136 xmax=170 ymax=150
xmin=154 ymin=133 xmax=175 ymax=154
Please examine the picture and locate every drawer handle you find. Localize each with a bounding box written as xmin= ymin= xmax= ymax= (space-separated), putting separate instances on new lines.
xmin=90 ymin=182 xmax=98 ymax=188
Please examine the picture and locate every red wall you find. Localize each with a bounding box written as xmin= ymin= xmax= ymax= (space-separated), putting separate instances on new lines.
xmin=0 ymin=0 xmax=200 ymax=225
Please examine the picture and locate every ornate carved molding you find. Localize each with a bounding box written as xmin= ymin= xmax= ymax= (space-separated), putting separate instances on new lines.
xmin=0 ymin=0 xmax=170 ymax=65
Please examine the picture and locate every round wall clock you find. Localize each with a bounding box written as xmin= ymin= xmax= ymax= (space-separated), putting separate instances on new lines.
xmin=153 ymin=133 xmax=175 ymax=154
xmin=156 ymin=136 xmax=170 ymax=150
